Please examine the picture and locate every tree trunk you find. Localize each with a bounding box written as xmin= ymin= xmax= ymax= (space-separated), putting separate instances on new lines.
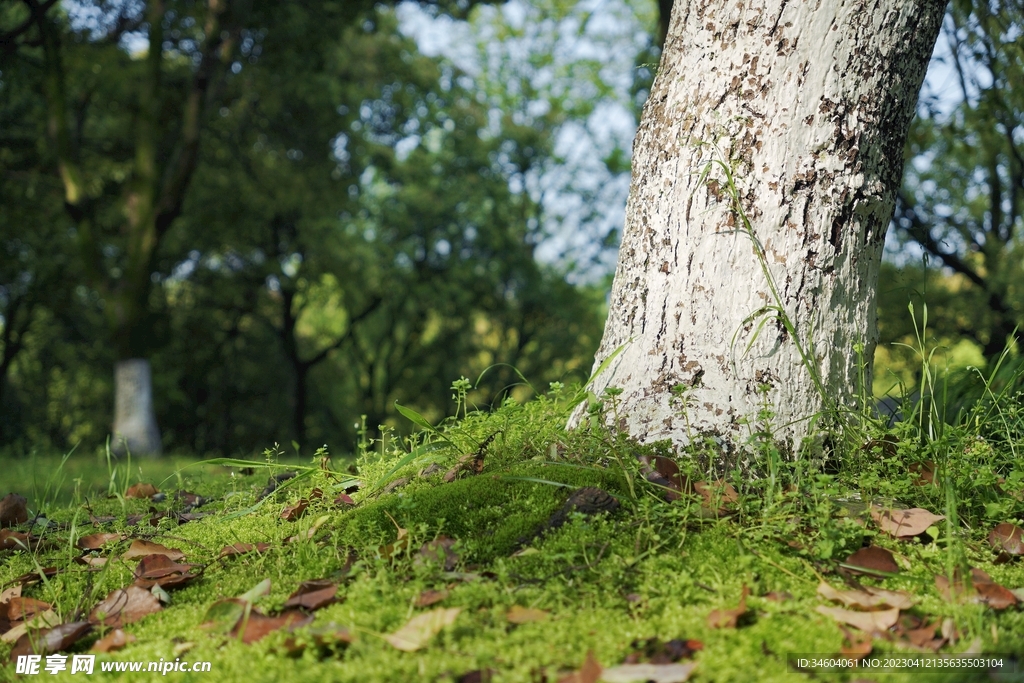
xmin=571 ymin=0 xmax=945 ymax=461
xmin=113 ymin=359 xmax=162 ymax=457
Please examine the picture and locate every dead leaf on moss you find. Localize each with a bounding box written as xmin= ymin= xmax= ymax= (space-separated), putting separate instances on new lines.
xmin=380 ymin=527 xmax=410 ymax=560
xmin=124 ymin=483 xmax=159 ymax=499
xmin=838 ymin=625 xmax=873 ymax=657
xmin=0 ymin=585 xmax=21 ymax=605
xmin=383 ymin=607 xmax=461 ymax=651
xmin=0 ymin=529 xmax=30 ymax=550
xmin=219 ymin=542 xmax=272 ymax=558
xmin=283 ymin=580 xmax=338 ymax=611
xmin=89 ymin=586 xmax=163 ymax=627
xmin=557 ymin=650 xmax=602 ymax=683
xmin=623 ymin=637 xmax=702 ymax=664
xmin=122 ymin=540 xmax=185 ymax=562
xmin=92 ymin=628 xmax=136 ymax=653
xmin=416 ymin=536 xmax=459 ymax=571
xmin=988 ymin=523 xmax=1024 ymax=557
xmin=5 ymin=597 xmax=52 ymax=621
xmin=817 ymin=582 xmax=913 ymax=610
xmin=280 ymin=499 xmax=310 ymax=522
xmin=909 ymin=461 xmax=935 ymax=485
xmin=77 ymin=532 xmax=125 ymax=550
xmin=201 ymin=599 xmax=248 ymax=634
xmin=75 ymin=555 xmax=108 ymax=568
xmin=9 ymin=621 xmax=91 ymax=658
xmin=132 ymin=554 xmax=200 ymax=589
xmin=638 ymin=455 xmax=688 ymax=502
xmin=870 ymin=507 xmax=944 ymax=539
xmin=0 ymin=493 xmax=28 ymax=527
xmin=601 ymin=662 xmax=696 ymax=683
xmin=816 ymin=605 xmax=900 ymax=632
xmin=507 ymin=605 xmax=549 ymax=624
xmin=333 ymin=493 xmax=355 ymax=507
xmin=1 ymin=610 xmax=59 ymax=644
xmin=415 ymin=589 xmax=449 ymax=607
xmin=844 ymin=546 xmax=900 ymax=574
xmin=694 ymin=480 xmax=739 ymax=513
xmin=935 ymin=568 xmax=1018 ymax=609
xmin=232 ymin=609 xmax=313 ymax=644
xmin=707 ymin=585 xmax=749 ymax=629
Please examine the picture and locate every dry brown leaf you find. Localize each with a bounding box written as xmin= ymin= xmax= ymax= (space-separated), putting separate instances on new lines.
xmin=1 ymin=610 xmax=60 ymax=644
xmin=0 ymin=493 xmax=28 ymax=527
xmin=816 ymin=605 xmax=900 ymax=632
xmin=844 ymin=546 xmax=900 ymax=574
xmin=379 ymin=527 xmax=410 ymax=560
xmin=507 ymin=605 xmax=549 ymax=624
xmin=280 ymin=499 xmax=309 ymax=522
xmin=124 ymin=483 xmax=159 ymax=499
xmin=694 ymin=480 xmax=739 ymax=513
xmin=77 ymin=532 xmax=125 ymax=550
xmin=92 ymin=628 xmax=136 ymax=653
xmin=75 ymin=555 xmax=108 ymax=569
xmin=557 ymin=650 xmax=602 ymax=683
xmin=707 ymin=585 xmax=749 ymax=629
xmin=974 ymin=580 xmax=1018 ymax=610
xmin=231 ymin=609 xmax=313 ymax=644
xmin=122 ymin=540 xmax=185 ymax=561
xmin=988 ymin=523 xmax=1024 ymax=557
xmin=333 ymin=493 xmax=355 ymax=507
xmin=89 ymin=586 xmax=163 ymax=627
xmin=0 ymin=528 xmax=30 ymax=550
xmin=132 ymin=554 xmax=200 ymax=589
xmin=415 ymin=589 xmax=449 ymax=608
xmin=8 ymin=622 xmax=91 ymax=658
xmin=0 ymin=585 xmax=21 ymax=605
xmin=909 ymin=461 xmax=935 ymax=485
xmin=601 ymin=662 xmax=696 ymax=683
xmin=283 ymin=580 xmax=338 ymax=611
xmin=638 ymin=455 xmax=688 ymax=502
xmin=417 ymin=536 xmax=459 ymax=571
xmin=383 ymin=607 xmax=461 ymax=651
xmin=870 ymin=507 xmax=944 ymax=538
xmin=6 ymin=597 xmax=52 ymax=621
xmin=839 ymin=629 xmax=873 ymax=657
xmin=219 ymin=542 xmax=272 ymax=558
xmin=817 ymin=582 xmax=913 ymax=610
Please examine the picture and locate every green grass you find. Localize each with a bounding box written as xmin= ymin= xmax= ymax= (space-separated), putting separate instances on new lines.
xmin=3 ymin=381 xmax=1024 ymax=682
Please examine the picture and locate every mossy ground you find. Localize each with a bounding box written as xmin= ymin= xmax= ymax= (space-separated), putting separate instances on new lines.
xmin=3 ymin=392 xmax=1024 ymax=682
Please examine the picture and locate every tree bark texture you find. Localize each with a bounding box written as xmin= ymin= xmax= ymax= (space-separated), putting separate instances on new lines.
xmin=113 ymin=359 xmax=162 ymax=456
xmin=572 ymin=0 xmax=945 ymax=458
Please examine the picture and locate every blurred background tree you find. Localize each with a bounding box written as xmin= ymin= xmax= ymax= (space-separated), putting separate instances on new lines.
xmin=1 ymin=0 xmax=1021 ymax=458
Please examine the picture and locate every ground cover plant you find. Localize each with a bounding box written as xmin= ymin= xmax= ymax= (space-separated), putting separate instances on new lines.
xmin=3 ymin=364 xmax=1024 ymax=682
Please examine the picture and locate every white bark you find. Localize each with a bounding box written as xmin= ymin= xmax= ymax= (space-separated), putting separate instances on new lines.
xmin=113 ymin=358 xmax=162 ymax=457
xmin=571 ymin=0 xmax=944 ymax=460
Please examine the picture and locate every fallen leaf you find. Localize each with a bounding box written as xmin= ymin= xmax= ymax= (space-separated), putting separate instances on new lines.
xmin=909 ymin=461 xmax=935 ymax=485
xmin=333 ymin=493 xmax=355 ymax=507
xmin=442 ymin=434 xmax=496 ymax=483
xmin=1 ymin=610 xmax=60 ymax=644
xmin=844 ymin=546 xmax=900 ymax=574
xmin=383 ymin=477 xmax=411 ymax=493
xmin=384 ymin=607 xmax=461 ymax=651
xmin=89 ymin=586 xmax=163 ymax=627
xmin=694 ymin=480 xmax=739 ymax=513
xmin=13 ymin=567 xmax=59 ymax=586
xmin=558 ymin=650 xmax=602 ymax=683
xmin=92 ymin=628 xmax=136 ymax=653
xmin=415 ymin=589 xmax=449 ymax=607
xmin=707 ymin=585 xmax=749 ymax=629
xmin=600 ymin=662 xmax=696 ymax=683
xmin=5 ymin=597 xmax=52 ymax=621
xmin=9 ymin=622 xmax=91 ymax=658
xmin=219 ymin=542 xmax=272 ymax=558
xmin=380 ymin=527 xmax=410 ymax=560
xmin=417 ymin=536 xmax=459 ymax=571
xmin=239 ymin=578 xmax=272 ymax=604
xmin=817 ymin=582 xmax=913 ymax=610
xmin=283 ymin=580 xmax=338 ymax=611
xmin=934 ymin=568 xmax=1018 ymax=609
xmin=0 ymin=585 xmax=21 ymax=605
xmin=280 ymin=499 xmax=309 ymax=522
xmin=0 ymin=529 xmax=30 ymax=550
xmin=638 ymin=455 xmax=688 ymax=501
xmin=507 ymin=605 xmax=549 ymax=624
xmin=125 ymin=483 xmax=159 ymax=499
xmin=284 ymin=514 xmax=331 ymax=544
xmin=838 ymin=624 xmax=873 ymax=657
xmin=77 ymin=532 xmax=125 ymax=550
xmin=0 ymin=493 xmax=28 ymax=527
xmin=988 ymin=523 xmax=1024 ymax=557
xmin=870 ymin=507 xmax=944 ymax=538
xmin=419 ymin=463 xmax=444 ymax=478
xmin=974 ymin=580 xmax=1018 ymax=610
xmin=762 ymin=591 xmax=792 ymax=602
xmin=231 ymin=609 xmax=313 ymax=644
xmin=816 ymin=605 xmax=900 ymax=632
xmin=623 ymin=638 xmax=702 ymax=664
xmin=201 ymin=599 xmax=248 ymax=633
xmin=132 ymin=554 xmax=200 ymax=589
xmin=122 ymin=540 xmax=185 ymax=561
